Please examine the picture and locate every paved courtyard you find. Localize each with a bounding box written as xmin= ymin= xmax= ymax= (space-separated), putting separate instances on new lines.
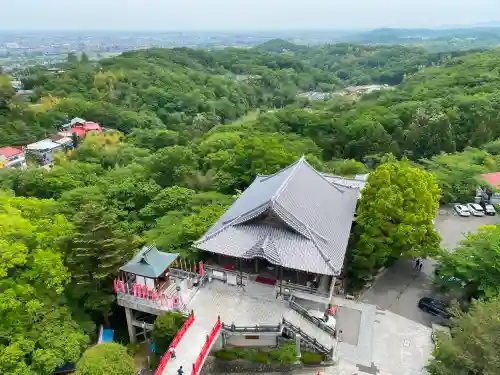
xmin=188 ymin=280 xmax=288 ymax=325
xmin=360 ymin=206 xmax=500 ymax=326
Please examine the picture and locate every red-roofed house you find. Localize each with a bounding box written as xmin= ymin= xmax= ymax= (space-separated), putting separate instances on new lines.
xmin=82 ymin=122 xmax=102 ymax=133
xmin=480 ymin=172 xmax=500 ymax=188
xmin=0 ymin=146 xmax=27 ymax=169
xmin=59 ymin=121 xmax=103 ymax=139
xmin=70 ymin=121 xmax=102 ymax=137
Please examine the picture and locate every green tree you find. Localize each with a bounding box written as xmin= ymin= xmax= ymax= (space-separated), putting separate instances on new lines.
xmin=427 ymin=297 xmax=500 ymax=375
xmin=139 ymin=186 xmax=195 ymax=223
xmin=0 ymin=192 xmax=90 ymax=375
xmin=421 ymin=148 xmax=496 ymax=204
xmin=350 ymin=161 xmax=441 ymax=284
xmin=147 ymin=203 xmax=229 ymax=259
xmin=80 ymin=52 xmax=90 ymax=64
xmin=152 ymin=313 xmax=187 ymax=354
xmin=436 ymin=225 xmax=500 ymax=300
xmin=147 ymin=146 xmax=197 ymax=188
xmin=65 ymin=202 xmax=141 ymax=323
xmin=76 ymin=343 xmax=136 ymax=375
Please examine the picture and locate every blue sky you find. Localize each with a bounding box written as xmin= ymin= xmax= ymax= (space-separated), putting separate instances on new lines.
xmin=1 ymin=0 xmax=499 ymax=30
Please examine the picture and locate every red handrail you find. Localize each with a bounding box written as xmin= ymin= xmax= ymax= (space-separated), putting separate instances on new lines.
xmin=154 ymin=310 xmax=195 ymax=375
xmin=192 ymin=317 xmax=221 ymax=375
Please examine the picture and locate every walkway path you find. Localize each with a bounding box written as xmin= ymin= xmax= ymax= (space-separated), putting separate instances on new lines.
xmin=161 ymin=315 xmax=218 ymax=375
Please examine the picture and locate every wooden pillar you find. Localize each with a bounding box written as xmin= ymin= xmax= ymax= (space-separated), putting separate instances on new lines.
xmin=254 ymin=258 xmax=259 ymax=273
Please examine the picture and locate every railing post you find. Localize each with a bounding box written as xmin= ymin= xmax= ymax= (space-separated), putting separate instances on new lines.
xmin=206 ymin=334 xmax=209 ymax=342
xmin=192 ymin=363 xmax=196 ymax=375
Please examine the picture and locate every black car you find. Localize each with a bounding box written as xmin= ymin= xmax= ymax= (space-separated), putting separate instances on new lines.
xmin=418 ymin=297 xmax=450 ymax=319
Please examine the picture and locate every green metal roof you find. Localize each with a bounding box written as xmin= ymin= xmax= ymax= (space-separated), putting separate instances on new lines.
xmin=120 ymin=245 xmax=179 ymax=278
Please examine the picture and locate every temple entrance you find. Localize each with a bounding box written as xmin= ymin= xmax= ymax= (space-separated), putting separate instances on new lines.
xmin=205 ymin=254 xmax=325 ymax=289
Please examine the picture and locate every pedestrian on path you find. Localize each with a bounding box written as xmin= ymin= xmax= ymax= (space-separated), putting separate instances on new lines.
xmin=169 ymin=347 xmax=176 ymax=359
xmin=419 ymin=262 xmax=423 ymax=271
xmin=178 ymin=366 xmax=184 ymax=375
xmin=415 ymin=258 xmax=421 ymax=270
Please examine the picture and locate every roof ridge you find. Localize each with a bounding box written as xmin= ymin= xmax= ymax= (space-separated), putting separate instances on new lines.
xmin=305 ymin=225 xmax=337 ymax=274
xmin=270 ymin=155 xmax=306 ymax=204
xmin=302 ymin=159 xmax=346 ymax=193
xmin=259 ymin=158 xmax=303 ymax=182
xmin=196 ymin=203 xmax=271 ymax=244
xmin=322 ymin=173 xmax=366 ymax=183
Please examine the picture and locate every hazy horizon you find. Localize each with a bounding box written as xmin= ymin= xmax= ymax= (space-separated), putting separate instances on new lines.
xmin=1 ymin=0 xmax=499 ymax=31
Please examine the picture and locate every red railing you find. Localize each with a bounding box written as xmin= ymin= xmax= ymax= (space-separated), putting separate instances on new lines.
xmin=192 ymin=316 xmax=221 ymax=375
xmin=154 ymin=310 xmax=195 ymax=375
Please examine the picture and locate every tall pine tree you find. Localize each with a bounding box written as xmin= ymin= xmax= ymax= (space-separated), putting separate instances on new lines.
xmin=65 ymin=202 xmax=141 ymax=324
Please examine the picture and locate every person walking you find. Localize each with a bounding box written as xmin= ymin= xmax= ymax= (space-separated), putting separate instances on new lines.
xmin=178 ymin=366 xmax=184 ymax=375
xmin=169 ymin=347 xmax=176 ymax=359
xmin=419 ymin=262 xmax=423 ymax=271
xmin=415 ymin=258 xmax=421 ymax=270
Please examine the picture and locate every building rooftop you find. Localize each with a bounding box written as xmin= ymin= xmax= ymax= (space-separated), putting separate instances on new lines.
xmin=120 ymin=245 xmax=179 ymax=278
xmin=480 ymin=172 xmax=500 ymax=188
xmin=0 ymin=146 xmax=23 ymax=158
xmin=26 ymin=139 xmax=61 ymax=151
xmin=195 ymin=157 xmax=359 ymax=276
xmin=322 ymin=173 xmax=369 ymax=199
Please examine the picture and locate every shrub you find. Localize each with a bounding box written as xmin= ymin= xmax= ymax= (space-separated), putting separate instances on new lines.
xmin=76 ymin=343 xmax=136 ymax=375
xmin=153 ymin=312 xmax=187 ymax=353
xmin=301 ymin=351 xmax=323 ymax=365
xmin=253 ymin=351 xmax=269 ymax=363
xmin=126 ymin=343 xmax=141 ymax=356
xmin=270 ymin=342 xmax=297 ymax=364
xmin=214 ymin=350 xmax=238 ymax=361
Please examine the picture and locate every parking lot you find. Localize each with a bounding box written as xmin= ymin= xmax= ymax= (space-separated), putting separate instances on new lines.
xmin=434 ymin=206 xmax=500 ymax=249
xmin=360 ymin=206 xmax=500 ymax=326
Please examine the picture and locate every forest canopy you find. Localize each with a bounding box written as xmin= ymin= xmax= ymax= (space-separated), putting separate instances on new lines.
xmin=2 ymin=40 xmax=500 ymax=374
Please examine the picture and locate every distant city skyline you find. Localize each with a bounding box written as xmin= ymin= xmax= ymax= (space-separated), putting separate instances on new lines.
xmin=1 ymin=0 xmax=499 ymax=31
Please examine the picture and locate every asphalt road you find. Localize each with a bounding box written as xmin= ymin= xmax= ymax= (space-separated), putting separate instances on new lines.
xmin=359 ymin=207 xmax=500 ymax=326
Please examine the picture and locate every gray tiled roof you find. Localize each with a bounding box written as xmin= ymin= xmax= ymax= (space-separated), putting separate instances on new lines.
xmin=120 ymin=245 xmax=179 ymax=278
xmin=322 ymin=173 xmax=369 ymax=199
xmin=195 ymin=157 xmax=359 ymax=276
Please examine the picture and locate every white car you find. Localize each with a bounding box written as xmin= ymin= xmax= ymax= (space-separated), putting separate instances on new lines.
xmin=453 ymin=204 xmax=471 ymax=217
xmin=485 ymin=204 xmax=496 ymax=216
xmin=308 ymin=309 xmax=337 ymax=329
xmin=467 ymin=203 xmax=485 ymax=217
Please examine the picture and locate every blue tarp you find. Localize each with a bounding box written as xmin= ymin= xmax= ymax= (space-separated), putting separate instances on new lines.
xmin=101 ymin=329 xmax=114 ymax=343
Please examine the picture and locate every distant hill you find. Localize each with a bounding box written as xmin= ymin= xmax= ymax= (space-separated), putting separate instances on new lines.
xmin=253 ymin=39 xmax=310 ymax=53
xmin=338 ymin=27 xmax=500 ymax=51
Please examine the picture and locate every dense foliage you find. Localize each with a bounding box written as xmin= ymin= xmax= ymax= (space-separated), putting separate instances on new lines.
xmin=427 ymin=297 xmax=500 ymax=375
xmin=2 ymin=40 xmax=500 ymax=373
xmin=436 ymin=225 xmax=500 ymax=301
xmin=350 ymin=160 xmax=441 ymax=284
xmin=75 ymin=343 xmax=136 ymax=375
xmin=0 ymin=193 xmax=90 ymax=375
xmin=152 ymin=313 xmax=186 ymax=354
